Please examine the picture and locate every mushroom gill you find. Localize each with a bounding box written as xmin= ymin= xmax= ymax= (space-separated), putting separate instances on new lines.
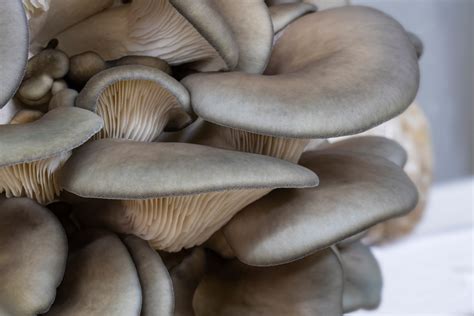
xmin=0 ymin=151 xmax=70 ymax=204
xmin=77 ymin=65 xmax=191 ymax=142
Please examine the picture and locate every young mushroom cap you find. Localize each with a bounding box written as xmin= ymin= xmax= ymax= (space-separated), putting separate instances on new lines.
xmin=56 ymin=0 xmax=233 ymax=71
xmin=0 ymin=107 xmax=103 ymax=203
xmin=193 ymin=248 xmax=343 ymax=316
xmin=59 ymin=139 xmax=317 ymax=251
xmin=182 ymin=6 xmax=419 ymax=139
xmin=122 ymin=235 xmax=174 ymax=316
xmin=76 ymin=65 xmax=192 ymax=141
xmin=269 ymin=2 xmax=317 ymax=33
xmin=337 ymin=241 xmax=382 ymax=312
xmin=0 ymin=198 xmax=67 ymax=316
xmin=45 ymin=230 xmax=142 ymax=315
xmin=223 ymin=137 xmax=418 ymax=266
xmin=0 ymin=0 xmax=28 ymax=108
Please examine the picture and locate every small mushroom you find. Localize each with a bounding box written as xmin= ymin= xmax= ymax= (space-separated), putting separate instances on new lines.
xmin=222 ymin=137 xmax=418 ymax=266
xmin=9 ymin=109 xmax=44 ymax=124
xmin=269 ymin=2 xmax=317 ymax=33
xmin=0 ymin=0 xmax=28 ymax=108
xmin=193 ymin=248 xmax=343 ymax=316
xmin=122 ymin=235 xmax=174 ymax=316
xmin=55 ymin=0 xmax=235 ymax=71
xmin=180 ymin=7 xmax=419 ymax=162
xmin=59 ymin=139 xmax=318 ymax=251
xmin=0 ymin=107 xmax=103 ymax=204
xmin=25 ymin=48 xmax=69 ymax=80
xmin=337 ymin=241 xmax=382 ymax=312
xmin=76 ymin=65 xmax=192 ymax=141
xmin=48 ymin=88 xmax=78 ymax=110
xmin=45 ymin=230 xmax=142 ymax=315
xmin=0 ymin=198 xmax=67 ymax=316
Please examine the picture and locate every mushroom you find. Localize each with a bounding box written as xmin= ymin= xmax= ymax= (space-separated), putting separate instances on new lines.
xmin=55 ymin=0 xmax=236 ymax=71
xmin=180 ymin=7 xmax=419 ymax=163
xmin=59 ymin=139 xmax=318 ymax=251
xmin=45 ymin=230 xmax=142 ymax=315
xmin=122 ymin=235 xmax=174 ymax=316
xmin=67 ymin=51 xmax=171 ymax=89
xmin=0 ymin=0 xmax=28 ymax=109
xmin=76 ymin=65 xmax=192 ymax=142
xmin=0 ymin=198 xmax=67 ymax=316
xmin=337 ymin=241 xmax=382 ymax=312
xmin=9 ymin=109 xmax=44 ymax=124
xmin=269 ymin=2 xmax=317 ymax=33
xmin=0 ymin=107 xmax=103 ymax=204
xmin=222 ymin=136 xmax=418 ymax=266
xmin=26 ymin=0 xmax=116 ymax=52
xmin=171 ymin=0 xmax=274 ymax=73
xmin=193 ymin=248 xmax=343 ymax=316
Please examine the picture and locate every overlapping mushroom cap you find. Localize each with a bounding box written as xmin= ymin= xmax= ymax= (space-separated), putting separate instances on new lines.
xmin=0 ymin=0 xmax=28 ymax=108
xmin=222 ymin=137 xmax=418 ymax=266
xmin=59 ymin=139 xmax=318 ymax=251
xmin=0 ymin=198 xmax=67 ymax=316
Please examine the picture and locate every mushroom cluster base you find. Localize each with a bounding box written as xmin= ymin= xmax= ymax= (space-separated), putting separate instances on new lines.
xmin=0 ymin=152 xmax=71 ymax=204
xmin=95 ymin=79 xmax=182 ymax=142
xmin=82 ymin=189 xmax=270 ymax=252
xmin=224 ymin=128 xmax=309 ymax=163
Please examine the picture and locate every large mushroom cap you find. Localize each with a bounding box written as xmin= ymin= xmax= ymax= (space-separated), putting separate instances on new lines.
xmin=338 ymin=241 xmax=382 ymax=313
xmin=122 ymin=235 xmax=174 ymax=316
xmin=45 ymin=230 xmax=142 ymax=315
xmin=182 ymin=6 xmax=419 ymax=138
xmin=193 ymin=248 xmax=344 ymax=316
xmin=0 ymin=106 xmax=103 ymax=203
xmin=223 ymin=137 xmax=418 ymax=266
xmin=76 ymin=65 xmax=191 ymax=141
xmin=60 ymin=139 xmax=317 ymax=199
xmin=0 ymin=0 xmax=28 ymax=108
xmin=60 ymin=139 xmax=317 ymax=251
xmin=0 ymin=198 xmax=67 ymax=316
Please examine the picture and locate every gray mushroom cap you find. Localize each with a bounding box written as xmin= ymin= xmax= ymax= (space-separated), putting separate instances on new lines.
xmin=338 ymin=242 xmax=382 ymax=313
xmin=182 ymin=6 xmax=419 ymax=138
xmin=59 ymin=139 xmax=318 ymax=200
xmin=0 ymin=106 xmax=103 ymax=167
xmin=122 ymin=235 xmax=174 ymax=316
xmin=0 ymin=198 xmax=67 ymax=316
xmin=0 ymin=0 xmax=28 ymax=108
xmin=269 ymin=2 xmax=317 ymax=33
xmin=193 ymin=248 xmax=343 ymax=316
xmin=45 ymin=230 xmax=142 ymax=316
xmin=223 ymin=138 xmax=418 ymax=266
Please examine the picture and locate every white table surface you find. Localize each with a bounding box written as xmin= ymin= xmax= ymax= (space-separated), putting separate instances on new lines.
xmin=352 ymin=177 xmax=474 ymax=316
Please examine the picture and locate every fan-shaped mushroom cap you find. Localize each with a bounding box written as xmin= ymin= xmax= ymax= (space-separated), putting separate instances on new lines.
xmin=45 ymin=230 xmax=142 ymax=315
xmin=60 ymin=139 xmax=317 ymax=251
xmin=223 ymin=139 xmax=418 ymax=266
xmin=269 ymin=2 xmax=317 ymax=33
xmin=76 ymin=65 xmax=191 ymax=141
xmin=325 ymin=136 xmax=408 ymax=167
xmin=182 ymin=6 xmax=419 ymax=139
xmin=338 ymin=242 xmax=382 ymax=312
xmin=172 ymin=0 xmax=274 ymax=73
xmin=122 ymin=235 xmax=174 ymax=316
xmin=0 ymin=198 xmax=67 ymax=316
xmin=0 ymin=107 xmax=103 ymax=203
xmin=1 ymin=0 xmax=28 ymax=108
xmin=193 ymin=248 xmax=343 ymax=316
xmin=56 ymin=0 xmax=233 ymax=71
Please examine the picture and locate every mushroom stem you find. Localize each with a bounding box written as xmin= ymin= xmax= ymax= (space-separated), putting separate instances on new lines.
xmin=75 ymin=189 xmax=270 ymax=252
xmin=0 ymin=151 xmax=71 ymax=204
xmin=94 ymin=79 xmax=185 ymax=142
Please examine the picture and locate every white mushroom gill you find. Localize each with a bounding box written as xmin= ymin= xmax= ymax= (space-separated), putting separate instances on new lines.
xmin=95 ymin=79 xmax=184 ymax=142
xmin=87 ymin=189 xmax=270 ymax=252
xmin=0 ymin=151 xmax=71 ymax=204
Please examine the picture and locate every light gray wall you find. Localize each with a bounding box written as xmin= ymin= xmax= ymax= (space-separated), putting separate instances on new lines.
xmin=351 ymin=0 xmax=474 ymax=183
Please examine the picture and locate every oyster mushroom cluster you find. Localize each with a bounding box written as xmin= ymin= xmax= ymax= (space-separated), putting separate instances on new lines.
xmin=0 ymin=0 xmax=422 ymax=315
